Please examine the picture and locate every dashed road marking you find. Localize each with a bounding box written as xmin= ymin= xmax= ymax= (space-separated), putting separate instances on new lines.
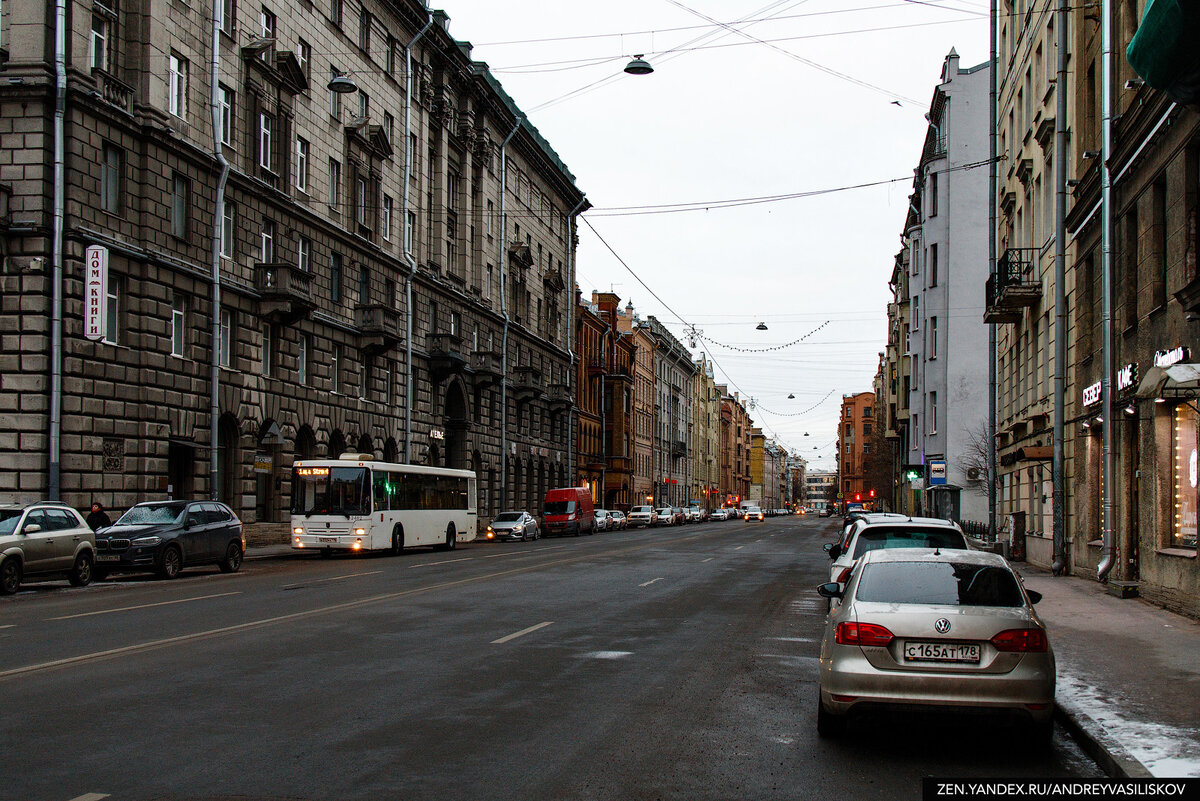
xmin=409 ymin=557 xmax=471 ymax=568
xmin=281 ymin=570 xmax=380 ymax=590
xmin=639 ymin=577 xmax=665 ymax=587
xmin=491 ymin=621 xmax=553 ymax=644
xmin=67 ymin=794 xmax=110 ymax=801
xmin=0 ymin=625 xmax=13 ymax=630
xmin=48 ymin=592 xmax=242 ymax=621
xmin=483 ymin=545 xmax=567 ymax=559
xmin=581 ymin=651 xmax=633 ymax=659
xmin=701 ymin=557 xmax=714 ymax=563
xmin=734 ymin=545 xmax=744 ymax=551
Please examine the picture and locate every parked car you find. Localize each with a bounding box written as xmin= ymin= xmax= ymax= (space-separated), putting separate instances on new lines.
xmin=819 ymin=507 xmax=834 ymax=518
xmin=743 ymin=507 xmax=765 ymax=522
xmin=0 ymin=501 xmax=96 ymax=594
xmin=816 ymin=548 xmax=1054 ymax=746
xmin=826 ymin=516 xmax=969 ymax=593
xmin=655 ymin=507 xmax=676 ymax=526
xmin=609 ymin=510 xmax=627 ymax=530
xmin=486 ymin=511 xmax=540 ymax=542
xmin=592 ymin=509 xmax=610 ymax=533
xmin=710 ymin=508 xmax=728 ymax=521
xmin=543 ymin=487 xmax=595 ymax=537
xmin=627 ymin=506 xmax=655 ymax=527
xmin=94 ymin=500 xmax=245 ymax=580
xmin=686 ymin=506 xmax=703 ymax=523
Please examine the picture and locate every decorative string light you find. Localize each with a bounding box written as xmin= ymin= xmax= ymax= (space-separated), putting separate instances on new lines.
xmin=696 ymin=321 xmax=831 ymax=353
xmin=754 ymin=389 xmax=836 ymax=417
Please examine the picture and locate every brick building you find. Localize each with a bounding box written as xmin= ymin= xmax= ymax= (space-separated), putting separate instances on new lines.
xmin=838 ymin=391 xmax=875 ymax=504
xmin=719 ymin=388 xmax=752 ymax=508
xmin=0 ymin=0 xmax=586 ymax=537
xmin=616 ymin=303 xmax=656 ymax=507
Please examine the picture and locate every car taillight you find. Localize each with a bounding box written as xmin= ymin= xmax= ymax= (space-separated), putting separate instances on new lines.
xmin=835 ymin=622 xmax=894 ymax=647
xmin=835 ymin=567 xmax=853 ymax=584
xmin=991 ymin=628 xmax=1048 ymax=652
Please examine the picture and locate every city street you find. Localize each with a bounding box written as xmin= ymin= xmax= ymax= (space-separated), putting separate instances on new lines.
xmin=2 ymin=516 xmax=1100 ymax=801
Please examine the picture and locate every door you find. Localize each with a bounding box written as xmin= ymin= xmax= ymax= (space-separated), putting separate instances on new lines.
xmin=44 ymin=509 xmax=86 ymax=570
xmin=18 ymin=511 xmax=58 ymax=575
xmin=180 ymin=503 xmax=213 ymax=563
xmin=202 ymin=503 xmax=234 ymax=559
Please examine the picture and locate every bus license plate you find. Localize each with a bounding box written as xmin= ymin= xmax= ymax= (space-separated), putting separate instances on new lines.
xmin=318 ymin=536 xmax=338 ymax=543
xmin=903 ymin=641 xmax=981 ymax=663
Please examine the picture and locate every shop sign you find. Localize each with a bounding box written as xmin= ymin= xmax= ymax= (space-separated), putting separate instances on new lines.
xmin=253 ymin=453 xmax=273 ymax=473
xmin=1155 ymin=346 xmax=1190 ymax=368
xmin=84 ymin=245 xmax=108 ymax=341
xmin=1082 ymin=381 xmax=1102 ymax=407
xmin=430 ymin=428 xmax=445 ymax=441
xmin=1117 ymin=363 xmax=1138 ymax=392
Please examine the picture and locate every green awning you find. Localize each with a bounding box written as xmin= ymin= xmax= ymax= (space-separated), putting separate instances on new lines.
xmin=1126 ymin=0 xmax=1200 ymax=104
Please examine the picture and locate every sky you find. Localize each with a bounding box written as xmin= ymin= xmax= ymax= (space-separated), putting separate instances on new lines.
xmin=440 ymin=0 xmax=989 ymax=472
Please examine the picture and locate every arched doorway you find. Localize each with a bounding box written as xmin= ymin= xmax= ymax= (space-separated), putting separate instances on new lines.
xmin=296 ymin=425 xmax=317 ymax=459
xmin=444 ymin=380 xmax=470 ymax=470
xmin=167 ymin=441 xmax=195 ymax=500
xmin=427 ymin=443 xmax=441 ymax=467
xmin=357 ymin=432 xmax=373 ymax=456
xmin=384 ymin=437 xmax=399 ymax=463
xmin=510 ymin=457 xmax=521 ymax=511
xmin=255 ymin=419 xmax=286 ymax=523
xmin=216 ymin=413 xmax=240 ymax=508
xmin=328 ymin=429 xmax=346 ymax=459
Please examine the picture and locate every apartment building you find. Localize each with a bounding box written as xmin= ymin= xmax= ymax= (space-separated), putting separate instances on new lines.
xmin=646 ymin=316 xmax=694 ymax=507
xmin=616 ymin=303 xmax=656 ymax=507
xmin=719 ymin=388 xmax=753 ymax=507
xmin=691 ymin=354 xmax=721 ymax=510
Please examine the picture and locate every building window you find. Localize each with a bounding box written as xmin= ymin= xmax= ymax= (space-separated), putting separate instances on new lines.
xmin=929 ymin=173 xmax=938 ymax=217
xmin=297 ymin=38 xmax=310 ymax=80
xmin=295 ymin=137 xmax=308 ymax=192
xmin=90 ymin=15 xmax=110 ymax=71
xmin=386 ymin=34 xmax=396 ymax=75
xmin=383 ymin=111 xmax=394 ymax=144
xmin=358 ymin=90 xmax=370 ymax=120
xmin=220 ymin=0 xmax=235 ymax=35
xmin=486 ymin=200 xmax=494 ymax=239
xmin=261 ymin=323 xmax=274 ymax=376
xmin=330 ymin=0 xmax=342 ymax=27
xmin=218 ymin=85 xmax=234 ymax=146
xmin=104 ymin=272 xmax=121 ymax=345
xmin=298 ymin=333 xmax=309 ymax=385
xmin=221 ymin=200 xmax=236 ymax=258
xmin=929 ymin=243 xmax=938 ymax=287
xmin=171 ymin=173 xmax=190 ymax=240
xmin=356 ymin=176 xmax=369 ymax=227
xmin=404 ymin=211 xmax=415 ymax=253
xmin=329 ymin=67 xmax=342 ymax=118
xmin=258 ymin=112 xmax=274 ymax=171
xmin=261 ymin=219 xmax=275 ymax=262
xmin=219 ymin=308 xmax=232 ymax=367
xmin=171 ymin=293 xmax=187 ymax=357
xmin=329 ymin=158 xmax=341 ymax=208
xmin=358 ymin=10 xmax=370 ymax=51
xmin=331 ymin=344 xmax=341 ymax=393
xmin=168 ymin=53 xmax=188 ymax=117
xmin=912 ymin=295 xmax=920 ymax=329
xmin=259 ymin=6 xmax=275 ymax=45
xmin=929 ymin=392 xmax=937 ymax=433
xmin=331 ymin=252 xmax=343 ymax=302
xmin=101 ymin=143 xmax=123 ymax=213
xmin=298 ymin=237 xmax=310 ymax=272
xmin=1174 ymin=403 xmax=1199 ymax=549
xmin=929 ymin=316 xmax=938 ymax=358
xmin=1153 ymin=175 xmax=1168 ymax=309
xmin=382 ymin=195 xmax=393 ymax=241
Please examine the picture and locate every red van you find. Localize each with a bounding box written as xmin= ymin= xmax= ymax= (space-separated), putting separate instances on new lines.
xmin=543 ymin=487 xmax=595 ymax=537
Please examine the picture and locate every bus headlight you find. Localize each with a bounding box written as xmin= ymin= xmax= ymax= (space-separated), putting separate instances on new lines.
xmin=354 ymin=528 xmax=366 ymax=537
xmin=293 ymin=527 xmax=304 ymax=536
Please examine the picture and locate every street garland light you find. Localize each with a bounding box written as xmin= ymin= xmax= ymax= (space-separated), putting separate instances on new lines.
xmin=624 ymin=55 xmax=654 ymax=75
xmin=328 ymin=73 xmax=358 ymax=94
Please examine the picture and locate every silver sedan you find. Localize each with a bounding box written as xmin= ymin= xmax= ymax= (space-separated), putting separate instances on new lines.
xmin=816 ymin=548 xmax=1055 ymax=747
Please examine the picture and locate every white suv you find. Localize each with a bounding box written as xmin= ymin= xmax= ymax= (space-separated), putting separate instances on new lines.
xmin=0 ymin=502 xmax=96 ymax=594
xmin=627 ymin=506 xmax=655 ymax=527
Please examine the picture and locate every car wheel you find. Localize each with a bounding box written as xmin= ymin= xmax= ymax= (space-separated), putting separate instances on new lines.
xmin=157 ymin=545 xmax=183 ymax=580
xmin=445 ymin=523 xmax=457 ymax=551
xmin=0 ymin=558 xmax=21 ymax=595
xmin=68 ymin=551 xmax=94 ymax=586
xmin=218 ymin=541 xmax=243 ymax=573
xmin=816 ymin=694 xmax=846 ymax=738
xmin=522 ymin=528 xmax=530 ymax=542
xmin=390 ymin=526 xmax=403 ymax=556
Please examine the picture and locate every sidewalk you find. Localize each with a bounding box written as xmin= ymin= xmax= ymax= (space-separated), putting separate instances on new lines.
xmin=1018 ymin=563 xmax=1200 ymax=778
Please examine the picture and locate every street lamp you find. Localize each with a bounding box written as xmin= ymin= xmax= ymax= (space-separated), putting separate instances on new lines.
xmin=624 ymin=55 xmax=654 ymax=75
xmin=756 ymin=322 xmax=768 ymax=331
xmin=327 ymin=73 xmax=358 ymax=94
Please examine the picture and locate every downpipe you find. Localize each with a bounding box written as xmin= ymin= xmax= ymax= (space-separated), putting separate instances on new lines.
xmin=209 ymin=0 xmax=229 ymax=499
xmin=565 ymin=197 xmax=588 ymax=486
xmin=49 ymin=0 xmax=67 ymax=499
xmin=498 ymin=115 xmax=523 ymax=507
xmin=1097 ymin=0 xmax=1116 ymax=583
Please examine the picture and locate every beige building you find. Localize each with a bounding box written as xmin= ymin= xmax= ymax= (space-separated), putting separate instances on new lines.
xmin=617 ymin=305 xmax=656 ymax=507
xmin=691 ymin=354 xmax=721 ymax=510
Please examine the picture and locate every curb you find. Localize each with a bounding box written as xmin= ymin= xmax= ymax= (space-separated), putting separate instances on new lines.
xmin=1055 ymin=700 xmax=1154 ymax=778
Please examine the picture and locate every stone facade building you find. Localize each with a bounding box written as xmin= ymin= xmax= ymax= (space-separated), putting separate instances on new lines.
xmin=646 ymin=315 xmax=694 ymax=507
xmin=616 ymin=304 xmax=656 ymax=507
xmin=0 ymin=0 xmax=585 ymax=537
xmin=691 ymin=354 xmax=720 ymax=510
xmin=719 ymin=387 xmax=752 ymax=507
xmin=838 ymin=391 xmax=874 ymax=503
xmin=589 ymin=291 xmax=635 ymax=510
xmin=574 ymin=293 xmax=604 ymax=501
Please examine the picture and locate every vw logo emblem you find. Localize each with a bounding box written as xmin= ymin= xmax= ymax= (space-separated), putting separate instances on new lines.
xmin=934 ymin=618 xmax=952 ymax=634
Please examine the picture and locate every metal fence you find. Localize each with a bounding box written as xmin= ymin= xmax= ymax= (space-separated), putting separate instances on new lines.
xmin=959 ymin=519 xmax=994 ymax=543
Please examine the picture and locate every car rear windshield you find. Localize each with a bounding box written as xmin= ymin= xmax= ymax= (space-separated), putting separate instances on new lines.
xmin=544 ymin=501 xmax=576 ymax=515
xmin=855 ymin=561 xmax=1026 ymax=607
xmin=852 ymin=526 xmax=967 ymax=559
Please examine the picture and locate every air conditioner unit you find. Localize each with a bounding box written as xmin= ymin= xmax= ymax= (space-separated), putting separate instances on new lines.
xmin=966 ymin=467 xmax=981 ymax=481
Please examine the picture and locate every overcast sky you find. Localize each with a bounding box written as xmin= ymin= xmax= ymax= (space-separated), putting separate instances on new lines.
xmin=442 ymin=0 xmax=989 ymax=472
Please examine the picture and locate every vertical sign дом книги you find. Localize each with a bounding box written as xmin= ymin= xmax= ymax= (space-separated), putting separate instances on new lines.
xmin=84 ymin=245 xmax=108 ymax=341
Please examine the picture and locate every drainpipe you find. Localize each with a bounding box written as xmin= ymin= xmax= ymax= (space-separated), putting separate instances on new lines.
xmin=987 ymin=0 xmax=998 ymax=542
xmin=498 ymin=115 xmax=523 ymax=508
xmin=1051 ymin=0 xmax=1069 ymax=575
xmin=209 ymin=0 xmax=230 ymax=500
xmin=1097 ymin=0 xmax=1116 ymax=582
xmin=49 ymin=0 xmax=67 ymax=500
xmin=402 ymin=11 xmax=435 ymax=464
xmin=600 ymin=321 xmax=610 ymax=506
xmin=565 ymin=197 xmax=587 ymax=486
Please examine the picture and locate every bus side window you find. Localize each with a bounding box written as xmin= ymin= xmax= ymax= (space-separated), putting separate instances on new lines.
xmin=373 ymin=471 xmax=390 ymax=512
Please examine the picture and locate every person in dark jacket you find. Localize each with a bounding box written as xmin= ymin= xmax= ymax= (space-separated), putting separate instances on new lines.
xmin=86 ymin=502 xmax=112 ymax=531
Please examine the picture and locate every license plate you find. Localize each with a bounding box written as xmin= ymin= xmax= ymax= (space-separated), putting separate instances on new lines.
xmin=96 ymin=554 xmax=120 ymax=562
xmin=318 ymin=536 xmax=338 ymax=543
xmin=903 ymin=641 xmax=981 ymax=663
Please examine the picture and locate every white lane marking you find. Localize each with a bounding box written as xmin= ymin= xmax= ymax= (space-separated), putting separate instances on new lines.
xmin=755 ymin=539 xmax=762 ymax=542
xmin=581 ymin=651 xmax=633 ymax=660
xmin=483 ymin=545 xmax=567 ymax=559
xmin=281 ymin=570 xmax=382 ymax=590
xmin=47 ymin=592 xmax=242 ymax=621
xmin=701 ymin=557 xmax=714 ymax=563
xmin=67 ymin=794 xmax=110 ymax=801
xmin=768 ymin=636 xmax=816 ymax=643
xmin=0 ymin=624 xmax=13 ymax=630
xmin=639 ymin=577 xmax=665 ymax=587
xmin=734 ymin=545 xmax=745 ymax=551
xmin=409 ymin=557 xmax=471 ymax=568
xmin=491 ymin=621 xmax=553 ymax=644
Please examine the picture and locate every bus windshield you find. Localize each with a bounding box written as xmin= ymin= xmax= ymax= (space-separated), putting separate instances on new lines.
xmin=292 ymin=466 xmax=371 ymax=516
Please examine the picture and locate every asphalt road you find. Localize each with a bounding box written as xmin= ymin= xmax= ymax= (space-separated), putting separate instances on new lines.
xmin=3 ymin=515 xmax=1101 ymax=801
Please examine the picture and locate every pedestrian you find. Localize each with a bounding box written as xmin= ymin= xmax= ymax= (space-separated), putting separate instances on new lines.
xmin=86 ymin=502 xmax=111 ymax=531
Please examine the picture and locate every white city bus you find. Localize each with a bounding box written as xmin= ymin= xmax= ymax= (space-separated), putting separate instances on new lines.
xmin=290 ymin=454 xmax=477 ymax=554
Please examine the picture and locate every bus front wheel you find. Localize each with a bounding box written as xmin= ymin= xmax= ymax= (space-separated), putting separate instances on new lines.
xmin=390 ymin=526 xmax=403 ymax=556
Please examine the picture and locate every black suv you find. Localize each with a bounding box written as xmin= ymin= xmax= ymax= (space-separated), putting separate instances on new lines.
xmin=94 ymin=501 xmax=245 ymax=580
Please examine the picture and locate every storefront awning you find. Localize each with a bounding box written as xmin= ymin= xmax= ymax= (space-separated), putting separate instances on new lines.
xmin=1016 ymin=446 xmax=1052 ymax=461
xmin=1127 ymin=0 xmax=1200 ymax=104
xmin=1135 ymin=363 xmax=1200 ymax=399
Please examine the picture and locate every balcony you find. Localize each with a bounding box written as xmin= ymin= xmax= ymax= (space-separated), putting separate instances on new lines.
xmin=984 ymin=248 xmax=1042 ymax=324
xmin=427 ymin=333 xmax=468 ymax=380
xmin=91 ymin=68 xmax=133 ymax=113
xmin=671 ymin=440 xmax=687 ymax=459
xmin=355 ymin=304 xmax=401 ymax=354
xmin=472 ymin=350 xmax=502 ymax=387
xmin=512 ymin=365 xmax=544 ymax=403
xmin=547 ymin=383 xmax=572 ymax=412
xmin=255 ymin=263 xmax=315 ymax=323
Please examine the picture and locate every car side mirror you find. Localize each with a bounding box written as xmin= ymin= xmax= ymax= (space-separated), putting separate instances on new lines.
xmin=1026 ymin=589 xmax=1043 ymax=605
xmin=22 ymin=523 xmax=41 ymax=534
xmin=817 ymin=582 xmax=843 ymax=599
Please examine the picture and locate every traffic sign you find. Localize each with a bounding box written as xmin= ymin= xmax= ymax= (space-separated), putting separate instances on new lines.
xmin=929 ymin=460 xmax=948 ymax=486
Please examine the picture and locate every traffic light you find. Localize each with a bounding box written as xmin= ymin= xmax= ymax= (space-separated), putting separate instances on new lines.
xmin=868 ymin=489 xmax=875 ymax=499
xmin=854 ymin=493 xmax=862 ymax=502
